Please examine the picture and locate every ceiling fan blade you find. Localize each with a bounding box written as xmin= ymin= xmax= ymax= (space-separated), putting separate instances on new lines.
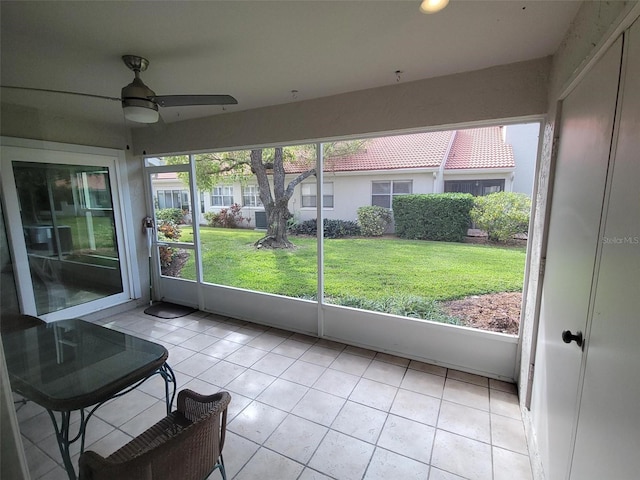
xmin=155 ymin=94 xmax=238 ymax=107
xmin=0 ymin=85 xmax=120 ymax=102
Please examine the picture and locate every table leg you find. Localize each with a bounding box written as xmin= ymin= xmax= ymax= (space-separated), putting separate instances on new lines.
xmin=46 ymin=409 xmax=79 ymax=480
xmin=159 ymin=362 xmax=176 ymax=414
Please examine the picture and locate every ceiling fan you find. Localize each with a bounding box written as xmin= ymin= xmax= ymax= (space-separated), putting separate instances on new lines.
xmin=1 ymin=54 xmax=238 ymax=124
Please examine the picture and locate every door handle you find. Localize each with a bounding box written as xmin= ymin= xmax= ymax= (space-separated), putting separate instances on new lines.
xmin=562 ymin=330 xmax=584 ymax=348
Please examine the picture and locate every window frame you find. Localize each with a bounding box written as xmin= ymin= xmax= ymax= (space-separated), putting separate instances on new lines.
xmin=301 ymin=182 xmax=334 ymax=208
xmin=371 ymin=180 xmax=412 ymax=208
xmin=211 ymin=185 xmax=234 ymax=207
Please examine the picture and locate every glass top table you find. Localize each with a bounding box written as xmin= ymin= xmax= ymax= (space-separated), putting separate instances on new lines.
xmin=2 ymin=318 xmax=176 ymax=479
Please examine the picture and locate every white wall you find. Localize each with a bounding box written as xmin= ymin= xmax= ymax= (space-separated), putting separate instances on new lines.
xmin=505 ymin=123 xmax=540 ymax=196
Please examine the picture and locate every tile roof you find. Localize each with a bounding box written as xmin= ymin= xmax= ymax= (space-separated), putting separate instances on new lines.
xmin=285 ymin=127 xmax=513 ymax=173
xmin=445 ymin=127 xmax=515 ymax=169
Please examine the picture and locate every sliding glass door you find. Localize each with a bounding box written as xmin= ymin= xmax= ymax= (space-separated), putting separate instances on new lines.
xmin=1 ymin=142 xmax=133 ymax=320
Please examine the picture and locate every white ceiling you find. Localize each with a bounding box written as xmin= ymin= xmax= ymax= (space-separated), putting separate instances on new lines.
xmin=1 ymin=1 xmax=581 ymax=128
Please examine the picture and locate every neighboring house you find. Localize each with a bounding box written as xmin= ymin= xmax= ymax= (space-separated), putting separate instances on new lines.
xmin=151 ymin=125 xmax=533 ymax=227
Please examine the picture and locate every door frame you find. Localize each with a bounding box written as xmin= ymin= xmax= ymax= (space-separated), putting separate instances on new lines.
xmin=0 ymin=137 xmax=139 ymax=321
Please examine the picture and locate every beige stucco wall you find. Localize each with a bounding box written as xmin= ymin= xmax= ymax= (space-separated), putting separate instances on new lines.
xmin=131 ymin=57 xmax=551 ymax=156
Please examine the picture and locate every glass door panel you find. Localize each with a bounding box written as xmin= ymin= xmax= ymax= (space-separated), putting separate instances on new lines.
xmin=13 ymin=162 xmax=123 ymax=315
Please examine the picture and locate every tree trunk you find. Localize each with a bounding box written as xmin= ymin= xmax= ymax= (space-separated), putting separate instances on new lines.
xmin=251 ymin=148 xmax=294 ymax=249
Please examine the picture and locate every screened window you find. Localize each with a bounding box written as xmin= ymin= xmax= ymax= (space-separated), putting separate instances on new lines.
xmin=371 ymin=180 xmax=412 ymax=208
xmin=301 ymin=183 xmax=334 ymax=208
xmin=211 ymin=186 xmax=234 ymax=206
xmin=157 ymin=189 xmax=190 ymax=210
xmin=242 ymin=185 xmax=262 ymax=207
xmin=444 ymin=179 xmax=505 ymax=196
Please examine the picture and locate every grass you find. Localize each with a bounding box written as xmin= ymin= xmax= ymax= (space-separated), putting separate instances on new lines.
xmin=178 ymin=228 xmax=526 ymax=307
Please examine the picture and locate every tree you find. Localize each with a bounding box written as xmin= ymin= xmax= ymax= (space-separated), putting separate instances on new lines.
xmin=167 ymin=141 xmax=367 ymax=248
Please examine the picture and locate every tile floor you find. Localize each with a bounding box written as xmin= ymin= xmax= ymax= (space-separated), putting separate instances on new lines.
xmin=15 ymin=307 xmax=533 ymax=480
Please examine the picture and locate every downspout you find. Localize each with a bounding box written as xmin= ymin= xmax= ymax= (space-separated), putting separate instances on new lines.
xmin=436 ymin=131 xmax=457 ymax=192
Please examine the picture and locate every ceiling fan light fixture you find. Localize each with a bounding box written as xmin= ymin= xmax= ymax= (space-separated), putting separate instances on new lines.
xmin=122 ymin=98 xmax=159 ymax=123
xmin=420 ymin=0 xmax=449 ymax=14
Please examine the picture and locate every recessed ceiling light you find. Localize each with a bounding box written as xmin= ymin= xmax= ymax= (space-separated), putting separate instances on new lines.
xmin=420 ymin=0 xmax=449 ymax=14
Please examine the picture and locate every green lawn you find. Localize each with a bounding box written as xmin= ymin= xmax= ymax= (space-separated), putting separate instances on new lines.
xmin=178 ymin=228 xmax=526 ymax=308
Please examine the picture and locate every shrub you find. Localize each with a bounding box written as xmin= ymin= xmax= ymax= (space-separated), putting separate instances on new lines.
xmin=471 ymin=192 xmax=531 ymax=242
xmin=288 ymin=218 xmax=361 ymax=238
xmin=393 ymin=193 xmax=474 ymax=242
xmin=203 ymin=203 xmax=251 ymax=228
xmin=156 ymin=208 xmax=184 ymax=224
xmin=157 ymin=220 xmax=182 ymax=267
xmin=357 ymin=206 xmax=392 ymax=237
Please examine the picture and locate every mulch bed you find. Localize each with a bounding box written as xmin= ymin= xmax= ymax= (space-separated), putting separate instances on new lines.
xmin=441 ymin=291 xmax=522 ymax=335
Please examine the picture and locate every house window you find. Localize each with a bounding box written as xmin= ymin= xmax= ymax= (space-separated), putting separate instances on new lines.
xmin=242 ymin=185 xmax=262 ymax=207
xmin=371 ymin=180 xmax=412 ymax=208
xmin=200 ymin=192 xmax=205 ymax=213
xmin=444 ymin=179 xmax=505 ymax=196
xmin=157 ymin=189 xmax=190 ymax=210
xmin=211 ymin=186 xmax=234 ymax=206
xmin=301 ymin=182 xmax=334 ymax=208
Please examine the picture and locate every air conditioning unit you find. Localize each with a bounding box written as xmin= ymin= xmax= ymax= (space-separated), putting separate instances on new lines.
xmin=254 ymin=211 xmax=267 ymax=230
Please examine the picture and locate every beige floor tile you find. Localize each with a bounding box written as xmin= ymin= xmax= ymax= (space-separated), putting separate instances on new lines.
xmin=83 ymin=428 xmax=133 ymax=457
xmin=431 ymin=430 xmax=492 ymax=480
xmin=225 ymin=391 xmax=252 ymax=421
xmin=401 ymin=369 xmax=446 ymax=398
xmin=272 ymin=338 xmax=313 ymax=359
xmin=172 ymin=352 xmax=220 ymax=377
xmin=227 ymin=401 xmax=287 ymax=443
xmin=391 ymin=388 xmax=441 ymax=426
xmin=264 ymin=414 xmax=328 ymax=463
xmin=225 ymin=345 xmax=268 ymax=368
xmin=298 ymin=468 xmax=334 ymax=480
xmin=247 ymin=333 xmax=287 ymax=351
xmin=489 ymin=389 xmax=522 ymax=420
xmin=234 ymin=447 xmax=304 ymax=480
xmin=119 ymin=400 xmax=167 ymax=437
xmin=292 ymin=389 xmax=345 ymax=426
xmin=38 ymin=464 xmax=69 ymax=480
xmin=493 ymin=446 xmax=533 ymax=480
xmin=331 ymin=400 xmax=388 ymax=444
xmin=250 ymin=351 xmax=295 ymax=376
xmin=93 ymin=389 xmax=157 ymax=427
xmin=24 ymin=442 xmax=59 ymax=480
xmin=344 ymin=345 xmax=377 ymax=359
xmin=349 ymin=378 xmax=398 ymax=412
xmin=374 ymin=352 xmax=411 ymax=367
xmin=159 ymin=328 xmax=199 ymax=345
xmin=166 ymin=344 xmax=197 ymax=364
xmin=201 ymin=339 xmax=243 ymax=359
xmin=206 ymin=324 xmax=240 ymax=339
xmin=377 ymin=414 xmax=435 ymax=464
xmin=313 ymin=368 xmax=360 ymax=398
xmin=20 ymin=411 xmax=57 ymax=444
xmin=447 ymin=369 xmax=489 ymax=387
xmin=408 ymin=360 xmax=447 ymax=377
xmin=442 ymin=378 xmax=489 ymax=411
xmin=220 ymin=432 xmax=259 ymax=478
xmin=225 ymin=330 xmax=259 ymax=345
xmin=489 ymin=378 xmax=518 ymax=394
xmin=491 ymin=413 xmax=529 ymax=455
xmin=225 ymin=369 xmax=276 ymax=399
xmin=280 ymin=360 xmax=327 ymax=386
xmin=199 ymin=360 xmax=247 ymax=387
xmin=329 ymin=351 xmax=373 ymax=376
xmin=363 ymin=360 xmax=407 ymax=387
xmin=178 ymin=332 xmax=219 ymax=352
xmin=300 ymin=345 xmax=342 ymax=367
xmin=428 ymin=467 xmax=467 ymax=479
xmin=437 ymin=400 xmax=491 ymax=443
xmin=256 ymin=378 xmax=308 ymax=411
xmin=309 ymin=430 xmax=375 ymax=480
xmin=364 ymin=447 xmax=430 ymax=479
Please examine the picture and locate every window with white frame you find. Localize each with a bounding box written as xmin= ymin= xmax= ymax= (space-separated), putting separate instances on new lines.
xmin=157 ymin=189 xmax=190 ymax=210
xmin=211 ymin=185 xmax=234 ymax=206
xmin=371 ymin=180 xmax=412 ymax=208
xmin=301 ymin=182 xmax=334 ymax=208
xmin=242 ymin=185 xmax=262 ymax=207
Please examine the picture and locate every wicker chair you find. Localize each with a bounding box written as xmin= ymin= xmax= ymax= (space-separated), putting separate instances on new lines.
xmin=78 ymin=390 xmax=231 ymax=480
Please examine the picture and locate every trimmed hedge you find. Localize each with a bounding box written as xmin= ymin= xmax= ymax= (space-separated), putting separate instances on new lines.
xmin=393 ymin=193 xmax=474 ymax=242
xmin=288 ymin=218 xmax=361 ymax=238
xmin=357 ymin=206 xmax=393 ymax=237
xmin=471 ymin=192 xmax=531 ymax=242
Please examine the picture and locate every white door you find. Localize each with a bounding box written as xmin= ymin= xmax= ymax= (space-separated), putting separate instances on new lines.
xmin=530 ymin=36 xmax=623 ymax=480
xmin=569 ymin=19 xmax=640 ymax=479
